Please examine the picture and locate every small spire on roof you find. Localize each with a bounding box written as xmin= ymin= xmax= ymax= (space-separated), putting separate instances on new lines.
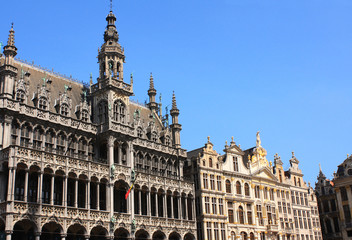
xmin=7 ymin=23 xmax=15 ymax=46
xmin=319 ymin=163 xmax=322 ymax=172
xmin=90 ymin=73 xmax=93 ymax=86
xmin=110 ymin=0 xmax=113 ymax=11
xmin=149 ymin=72 xmax=154 ymax=90
xmin=172 ymin=91 xmax=177 ymax=110
xmin=207 ymin=136 xmax=210 ymax=143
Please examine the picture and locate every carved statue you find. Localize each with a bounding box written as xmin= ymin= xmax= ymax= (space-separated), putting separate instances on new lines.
xmin=111 ymin=164 xmax=116 ymax=178
xmin=256 ymin=131 xmax=261 ymax=147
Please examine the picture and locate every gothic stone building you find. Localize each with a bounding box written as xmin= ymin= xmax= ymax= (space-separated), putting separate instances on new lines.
xmin=316 ymin=157 xmax=352 ymax=239
xmin=0 ymin=10 xmax=196 ymax=240
xmin=185 ymin=134 xmax=322 ymax=240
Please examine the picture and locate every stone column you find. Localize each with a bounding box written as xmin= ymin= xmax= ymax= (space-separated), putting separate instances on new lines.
xmin=74 ymin=178 xmax=78 ymax=208
xmin=170 ymin=194 xmax=174 ymax=218
xmin=87 ymin=180 xmax=90 ymax=209
xmin=192 ymin=198 xmax=196 ymax=220
xmin=2 ymin=116 xmax=13 ymax=148
xmin=155 ymin=192 xmax=158 ymax=217
xmin=7 ymin=167 xmax=15 ymax=201
xmin=63 ymin=175 xmax=67 ymax=207
xmin=147 ymin=190 xmax=151 ymax=216
xmin=5 ymin=231 xmax=12 ymax=240
xmin=107 ymin=136 xmax=115 ymax=219
xmin=335 ymin=189 xmax=345 ymax=222
xmin=118 ymin=143 xmax=122 ymax=165
xmin=346 ymin=186 xmax=352 ymax=215
xmin=24 ymin=170 xmax=29 ymax=202
xmin=138 ymin=190 xmax=142 ymax=215
xmin=50 ymin=174 xmax=55 ymax=205
xmin=0 ymin=117 xmax=4 ymax=148
xmin=97 ymin=182 xmax=100 ymax=210
xmin=185 ymin=197 xmax=188 ymax=220
xmin=37 ymin=171 xmax=42 ymax=204
xmin=177 ymin=195 xmax=181 ymax=219
xmin=163 ymin=194 xmax=167 ymax=218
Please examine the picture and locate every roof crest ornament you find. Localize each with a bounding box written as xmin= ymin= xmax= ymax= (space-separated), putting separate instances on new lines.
xmin=256 ymin=131 xmax=261 ymax=147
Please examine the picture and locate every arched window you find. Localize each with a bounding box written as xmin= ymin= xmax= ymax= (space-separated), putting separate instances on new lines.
xmin=16 ymin=90 xmax=26 ymax=103
xmin=78 ymin=138 xmax=86 ymax=157
xmin=231 ymin=232 xmax=236 ymax=240
xmin=298 ymin=178 xmax=301 ymax=187
xmin=98 ymin=101 xmax=108 ymax=123
xmin=255 ymin=186 xmax=260 ymax=198
xmin=57 ymin=133 xmax=66 ymax=154
xmin=236 ymin=181 xmax=242 ymax=195
xmin=113 ymin=100 xmax=126 ymax=123
xmin=20 ymin=124 xmax=31 ymax=147
xmin=45 ymin=130 xmax=55 ymax=152
xmin=233 ymin=156 xmax=238 ymax=171
xmin=226 ymin=180 xmax=231 ymax=193
xmin=209 ymin=158 xmax=213 ymax=168
xmin=33 ymin=127 xmax=43 ymax=149
xmin=60 ymin=103 xmax=69 ymax=116
xmin=238 ymin=206 xmax=244 ymax=224
xmin=245 ymin=183 xmax=250 ymax=196
xmin=38 ymin=97 xmax=48 ymax=110
xmin=11 ymin=121 xmax=19 ymax=145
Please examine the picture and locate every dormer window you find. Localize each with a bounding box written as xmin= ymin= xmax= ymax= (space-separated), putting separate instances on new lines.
xmin=137 ymin=128 xmax=143 ymax=138
xmin=81 ymin=110 xmax=89 ymax=122
xmin=165 ymin=136 xmax=170 ymax=145
xmin=61 ymin=104 xmax=69 ymax=116
xmin=151 ymin=132 xmax=157 ymax=142
xmin=16 ymin=90 xmax=26 ymax=103
xmin=38 ymin=97 xmax=48 ymax=110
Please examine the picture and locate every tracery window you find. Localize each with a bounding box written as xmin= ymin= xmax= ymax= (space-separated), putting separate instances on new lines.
xmin=60 ymin=103 xmax=69 ymax=116
xmin=113 ymin=100 xmax=126 ymax=123
xmin=33 ymin=127 xmax=43 ymax=149
xmin=16 ymin=90 xmax=26 ymax=103
xmin=98 ymin=100 xmax=108 ymax=123
xmin=11 ymin=122 xmax=19 ymax=145
xmin=38 ymin=97 xmax=48 ymax=110
xmin=45 ymin=130 xmax=55 ymax=152
xmin=81 ymin=110 xmax=89 ymax=122
xmin=20 ymin=124 xmax=31 ymax=147
xmin=78 ymin=138 xmax=86 ymax=157
xmin=57 ymin=133 xmax=66 ymax=154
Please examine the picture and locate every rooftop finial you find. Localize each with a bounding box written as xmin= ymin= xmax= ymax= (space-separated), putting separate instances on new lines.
xmin=172 ymin=91 xmax=177 ymax=110
xmin=319 ymin=163 xmax=322 ymax=172
xmin=207 ymin=136 xmax=210 ymax=142
xmin=149 ymin=72 xmax=154 ymax=89
xmin=292 ymin=151 xmax=295 ymax=157
xmin=110 ymin=0 xmax=113 ymax=11
xmin=7 ymin=23 xmax=15 ymax=46
xmin=90 ymin=73 xmax=93 ymax=86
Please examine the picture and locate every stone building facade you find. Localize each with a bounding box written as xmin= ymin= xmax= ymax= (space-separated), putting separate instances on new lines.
xmin=316 ymin=157 xmax=352 ymax=239
xmin=0 ymin=10 xmax=196 ymax=240
xmin=185 ymin=133 xmax=322 ymax=240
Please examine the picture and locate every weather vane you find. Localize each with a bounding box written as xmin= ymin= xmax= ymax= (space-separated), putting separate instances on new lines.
xmin=110 ymin=0 xmax=113 ymax=11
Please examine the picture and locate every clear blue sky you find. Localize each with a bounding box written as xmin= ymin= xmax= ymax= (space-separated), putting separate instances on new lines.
xmin=1 ymin=0 xmax=352 ymax=185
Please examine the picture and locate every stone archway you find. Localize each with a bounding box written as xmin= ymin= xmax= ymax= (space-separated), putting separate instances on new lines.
xmin=169 ymin=232 xmax=181 ymax=240
xmin=12 ymin=219 xmax=37 ymax=240
xmin=66 ymin=224 xmax=86 ymax=240
xmin=41 ymin=222 xmax=63 ymax=240
xmin=135 ymin=229 xmax=149 ymax=240
xmin=114 ymin=227 xmax=129 ymax=240
xmin=90 ymin=226 xmax=108 ymax=240
xmin=152 ymin=231 xmax=166 ymax=240
xmin=184 ymin=233 xmax=195 ymax=240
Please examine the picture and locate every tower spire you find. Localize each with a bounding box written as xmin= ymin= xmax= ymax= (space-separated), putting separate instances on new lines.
xmin=147 ymin=73 xmax=157 ymax=111
xmin=3 ymin=23 xmax=17 ymax=61
xmin=172 ymin=91 xmax=178 ymax=110
xmin=170 ymin=91 xmax=181 ymax=148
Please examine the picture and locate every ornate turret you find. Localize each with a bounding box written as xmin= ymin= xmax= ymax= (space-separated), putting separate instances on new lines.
xmin=95 ymin=9 xmax=133 ymax=96
xmin=170 ymin=92 xmax=182 ymax=148
xmin=0 ymin=24 xmax=18 ymax=97
xmin=147 ymin=73 xmax=158 ymax=111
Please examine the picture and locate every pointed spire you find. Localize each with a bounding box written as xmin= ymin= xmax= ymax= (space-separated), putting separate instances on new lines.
xmin=3 ymin=23 xmax=17 ymax=60
xmin=130 ymin=73 xmax=133 ymax=84
xmin=319 ymin=163 xmax=322 ymax=173
xmin=172 ymin=91 xmax=178 ymax=110
xmin=7 ymin=23 xmax=15 ymax=46
xmin=149 ymin=73 xmax=155 ymax=90
xmin=90 ymin=73 xmax=93 ymax=86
